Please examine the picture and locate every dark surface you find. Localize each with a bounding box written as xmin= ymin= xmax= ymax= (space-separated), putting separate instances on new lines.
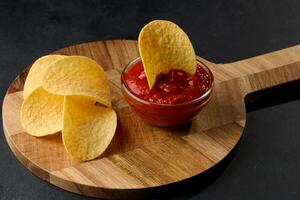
xmin=1 ymin=0 xmax=300 ymax=199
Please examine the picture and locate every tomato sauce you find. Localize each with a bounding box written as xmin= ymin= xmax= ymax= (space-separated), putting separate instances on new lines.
xmin=124 ymin=61 xmax=211 ymax=104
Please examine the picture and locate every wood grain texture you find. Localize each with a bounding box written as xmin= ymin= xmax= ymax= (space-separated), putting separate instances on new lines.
xmin=2 ymin=40 xmax=300 ymax=199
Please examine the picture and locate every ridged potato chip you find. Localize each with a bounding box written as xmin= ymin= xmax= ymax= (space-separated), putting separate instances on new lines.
xmin=138 ymin=20 xmax=197 ymax=88
xmin=23 ymin=55 xmax=65 ymax=99
xmin=21 ymin=87 xmax=64 ymax=136
xmin=42 ymin=56 xmax=111 ymax=107
xmin=62 ymin=96 xmax=117 ymax=161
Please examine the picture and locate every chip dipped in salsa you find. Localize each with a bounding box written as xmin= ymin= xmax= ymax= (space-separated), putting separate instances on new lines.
xmin=124 ymin=60 xmax=212 ymax=104
xmin=122 ymin=20 xmax=214 ymax=126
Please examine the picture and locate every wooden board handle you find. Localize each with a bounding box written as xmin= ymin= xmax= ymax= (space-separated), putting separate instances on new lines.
xmin=201 ymin=45 xmax=300 ymax=96
xmin=192 ymin=45 xmax=300 ymax=130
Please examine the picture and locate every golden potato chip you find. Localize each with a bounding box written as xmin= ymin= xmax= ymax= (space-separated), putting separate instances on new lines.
xmin=42 ymin=56 xmax=111 ymax=107
xmin=20 ymin=87 xmax=64 ymax=137
xmin=23 ymin=55 xmax=65 ymax=99
xmin=21 ymin=54 xmax=117 ymax=160
xmin=62 ymin=96 xmax=117 ymax=161
xmin=138 ymin=20 xmax=197 ymax=88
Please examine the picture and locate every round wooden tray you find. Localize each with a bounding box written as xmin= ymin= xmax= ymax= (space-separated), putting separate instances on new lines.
xmin=3 ymin=40 xmax=300 ymax=199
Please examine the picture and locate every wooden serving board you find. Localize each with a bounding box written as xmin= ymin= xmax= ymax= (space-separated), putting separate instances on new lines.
xmin=2 ymin=40 xmax=300 ymax=199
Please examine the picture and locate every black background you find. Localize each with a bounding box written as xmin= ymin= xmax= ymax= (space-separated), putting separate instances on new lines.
xmin=1 ymin=0 xmax=300 ymax=199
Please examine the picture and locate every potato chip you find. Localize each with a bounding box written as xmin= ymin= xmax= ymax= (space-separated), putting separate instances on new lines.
xmin=138 ymin=20 xmax=197 ymax=88
xmin=62 ymin=96 xmax=117 ymax=161
xmin=20 ymin=87 xmax=64 ymax=136
xmin=21 ymin=54 xmax=117 ymax=160
xmin=42 ymin=56 xmax=111 ymax=107
xmin=23 ymin=55 xmax=65 ymax=99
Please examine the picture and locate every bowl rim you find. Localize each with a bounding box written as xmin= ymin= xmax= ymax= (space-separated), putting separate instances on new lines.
xmin=121 ymin=56 xmax=214 ymax=107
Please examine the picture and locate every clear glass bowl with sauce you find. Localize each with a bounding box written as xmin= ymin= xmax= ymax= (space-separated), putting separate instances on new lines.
xmin=121 ymin=57 xmax=214 ymax=126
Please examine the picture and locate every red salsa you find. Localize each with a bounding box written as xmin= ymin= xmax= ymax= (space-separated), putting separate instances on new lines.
xmin=124 ymin=62 xmax=211 ymax=104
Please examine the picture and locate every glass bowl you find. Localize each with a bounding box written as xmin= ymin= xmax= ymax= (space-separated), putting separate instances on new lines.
xmin=121 ymin=57 xmax=214 ymax=127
